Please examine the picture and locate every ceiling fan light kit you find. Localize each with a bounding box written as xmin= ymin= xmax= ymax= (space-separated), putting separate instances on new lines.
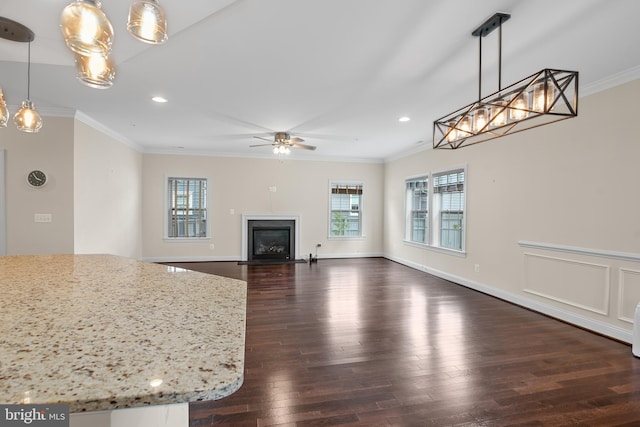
xmin=251 ymin=132 xmax=317 ymax=155
xmin=433 ymin=12 xmax=578 ymax=150
xmin=273 ymin=145 xmax=291 ymax=155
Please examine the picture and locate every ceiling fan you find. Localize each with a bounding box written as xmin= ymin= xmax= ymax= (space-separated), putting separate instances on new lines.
xmin=251 ymin=132 xmax=317 ymax=154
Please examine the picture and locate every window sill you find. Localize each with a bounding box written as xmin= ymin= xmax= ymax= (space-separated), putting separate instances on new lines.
xmin=327 ymin=236 xmax=366 ymax=241
xmin=163 ymin=237 xmax=211 ymax=243
xmin=402 ymin=239 xmax=466 ymax=257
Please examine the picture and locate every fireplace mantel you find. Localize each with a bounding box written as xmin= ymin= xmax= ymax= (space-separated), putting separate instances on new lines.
xmin=241 ymin=214 xmax=301 ymax=261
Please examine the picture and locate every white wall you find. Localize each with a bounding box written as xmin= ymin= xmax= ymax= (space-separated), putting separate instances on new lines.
xmin=74 ymin=120 xmax=143 ymax=259
xmin=0 ymin=116 xmax=75 ymax=255
xmin=142 ymin=155 xmax=384 ymax=261
xmin=383 ymin=79 xmax=640 ymax=342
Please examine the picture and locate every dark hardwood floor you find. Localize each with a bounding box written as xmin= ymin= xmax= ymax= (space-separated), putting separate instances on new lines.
xmin=164 ymin=258 xmax=640 ymax=426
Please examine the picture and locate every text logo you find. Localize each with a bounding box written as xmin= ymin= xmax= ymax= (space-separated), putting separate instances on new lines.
xmin=1 ymin=405 xmax=69 ymax=426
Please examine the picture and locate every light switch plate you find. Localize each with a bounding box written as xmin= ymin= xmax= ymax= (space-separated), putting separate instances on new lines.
xmin=34 ymin=213 xmax=52 ymax=223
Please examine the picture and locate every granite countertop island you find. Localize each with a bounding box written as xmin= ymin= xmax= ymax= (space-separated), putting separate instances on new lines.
xmin=0 ymin=254 xmax=247 ymax=414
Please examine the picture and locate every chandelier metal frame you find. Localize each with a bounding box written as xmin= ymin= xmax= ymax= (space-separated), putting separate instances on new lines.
xmin=433 ymin=13 xmax=578 ymax=150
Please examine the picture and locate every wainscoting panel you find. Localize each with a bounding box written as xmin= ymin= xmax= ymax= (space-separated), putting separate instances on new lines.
xmin=523 ymin=253 xmax=610 ymax=315
xmin=618 ymin=268 xmax=640 ymax=323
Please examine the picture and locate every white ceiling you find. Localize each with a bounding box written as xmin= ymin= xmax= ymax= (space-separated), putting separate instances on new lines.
xmin=1 ymin=0 xmax=639 ymax=162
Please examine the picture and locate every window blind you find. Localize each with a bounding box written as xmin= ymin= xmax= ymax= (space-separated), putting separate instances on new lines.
xmin=168 ymin=177 xmax=207 ymax=238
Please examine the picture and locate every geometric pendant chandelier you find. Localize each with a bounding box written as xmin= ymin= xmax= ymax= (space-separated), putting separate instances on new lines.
xmin=433 ymin=13 xmax=578 ymax=150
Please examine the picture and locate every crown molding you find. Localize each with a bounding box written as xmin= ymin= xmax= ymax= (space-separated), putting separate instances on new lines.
xmin=581 ymin=64 xmax=640 ymax=97
xmin=5 ymin=104 xmax=75 ymax=118
xmin=74 ymin=111 xmax=145 ymax=152
xmin=143 ymin=146 xmax=384 ymax=164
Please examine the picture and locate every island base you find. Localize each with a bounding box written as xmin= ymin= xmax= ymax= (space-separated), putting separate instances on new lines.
xmin=70 ymin=403 xmax=188 ymax=427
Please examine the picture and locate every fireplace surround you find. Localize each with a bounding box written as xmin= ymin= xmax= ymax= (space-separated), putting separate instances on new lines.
xmin=241 ymin=214 xmax=300 ymax=262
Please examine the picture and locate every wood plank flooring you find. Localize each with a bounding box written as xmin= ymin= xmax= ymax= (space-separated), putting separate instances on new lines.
xmin=163 ymin=258 xmax=640 ymax=426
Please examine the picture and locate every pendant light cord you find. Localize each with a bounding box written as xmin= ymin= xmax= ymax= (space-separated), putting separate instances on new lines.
xmin=27 ymin=40 xmax=31 ymax=100
xmin=498 ymin=17 xmax=502 ymax=92
xmin=478 ymin=33 xmax=482 ymax=101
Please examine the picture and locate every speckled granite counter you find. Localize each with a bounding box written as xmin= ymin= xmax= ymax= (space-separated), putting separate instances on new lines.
xmin=0 ymin=254 xmax=247 ymax=413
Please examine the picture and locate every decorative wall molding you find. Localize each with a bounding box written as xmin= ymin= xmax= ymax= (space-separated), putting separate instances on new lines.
xmin=523 ymin=253 xmax=610 ymax=315
xmin=518 ymin=240 xmax=640 ymax=263
xmin=618 ymin=268 xmax=640 ymax=324
xmin=384 ymin=253 xmax=632 ymax=344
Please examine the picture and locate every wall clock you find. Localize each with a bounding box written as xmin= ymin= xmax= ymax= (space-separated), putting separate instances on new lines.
xmin=27 ymin=170 xmax=48 ymax=188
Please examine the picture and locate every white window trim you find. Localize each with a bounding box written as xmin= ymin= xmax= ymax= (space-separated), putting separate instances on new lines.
xmin=402 ymin=239 xmax=467 ymax=257
xmin=328 ymin=180 xmax=365 ymax=239
xmin=402 ymin=165 xmax=467 ymax=256
xmin=164 ymin=175 xmax=211 ymax=241
xmin=403 ymin=173 xmax=429 ymax=245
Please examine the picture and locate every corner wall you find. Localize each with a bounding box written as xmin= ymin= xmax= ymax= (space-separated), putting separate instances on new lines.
xmin=383 ymin=80 xmax=640 ymax=342
xmin=73 ymin=120 xmax=143 ymax=259
xmin=0 ymin=117 xmax=75 ymax=255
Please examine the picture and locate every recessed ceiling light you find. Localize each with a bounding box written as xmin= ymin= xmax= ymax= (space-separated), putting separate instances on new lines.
xmin=152 ymin=96 xmax=168 ymax=103
xmin=398 ymin=116 xmax=410 ymax=122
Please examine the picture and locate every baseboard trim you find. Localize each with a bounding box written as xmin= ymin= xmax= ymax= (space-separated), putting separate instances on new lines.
xmin=142 ymin=255 xmax=240 ymax=263
xmin=143 ymin=252 xmax=385 ymax=264
xmin=385 ymin=254 xmax=632 ymax=344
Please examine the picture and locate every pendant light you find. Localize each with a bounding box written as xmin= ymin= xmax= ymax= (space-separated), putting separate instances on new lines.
xmin=14 ymin=41 xmax=43 ymax=133
xmin=433 ymin=13 xmax=578 ymax=150
xmin=127 ymin=0 xmax=168 ymax=44
xmin=75 ymin=53 xmax=116 ymax=89
xmin=60 ymin=0 xmax=114 ymax=56
xmin=0 ymin=89 xmax=8 ymax=128
xmin=59 ymin=1 xmax=168 ymax=89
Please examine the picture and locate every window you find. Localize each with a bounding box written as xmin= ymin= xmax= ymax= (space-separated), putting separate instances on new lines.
xmin=167 ymin=177 xmax=207 ymax=238
xmin=405 ymin=176 xmax=429 ymax=244
xmin=404 ymin=168 xmax=465 ymax=252
xmin=329 ymin=182 xmax=363 ymax=237
xmin=433 ymin=170 xmax=464 ymax=250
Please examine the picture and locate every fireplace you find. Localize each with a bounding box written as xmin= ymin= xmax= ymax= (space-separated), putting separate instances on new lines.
xmin=243 ymin=215 xmax=300 ymax=262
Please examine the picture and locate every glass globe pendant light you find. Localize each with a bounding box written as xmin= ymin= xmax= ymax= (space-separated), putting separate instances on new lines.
xmin=0 ymin=89 xmax=8 ymax=128
xmin=60 ymin=0 xmax=114 ymax=56
xmin=127 ymin=0 xmax=168 ymax=44
xmin=14 ymin=100 xmax=42 ymax=133
xmin=14 ymin=41 xmax=43 ymax=133
xmin=75 ymin=53 xmax=116 ymax=89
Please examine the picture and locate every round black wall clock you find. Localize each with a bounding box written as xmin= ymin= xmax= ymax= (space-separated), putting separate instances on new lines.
xmin=27 ymin=170 xmax=48 ymax=188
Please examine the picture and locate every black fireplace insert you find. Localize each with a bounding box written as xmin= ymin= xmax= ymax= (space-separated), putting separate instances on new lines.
xmin=247 ymin=220 xmax=295 ymax=261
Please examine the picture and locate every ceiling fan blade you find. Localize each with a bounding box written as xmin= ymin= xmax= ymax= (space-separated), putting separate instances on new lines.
xmin=253 ymin=136 xmax=273 ymax=143
xmin=250 ymin=143 xmax=274 ymax=147
xmin=289 ymin=137 xmax=304 ymax=143
xmin=291 ymin=143 xmax=316 ymax=151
